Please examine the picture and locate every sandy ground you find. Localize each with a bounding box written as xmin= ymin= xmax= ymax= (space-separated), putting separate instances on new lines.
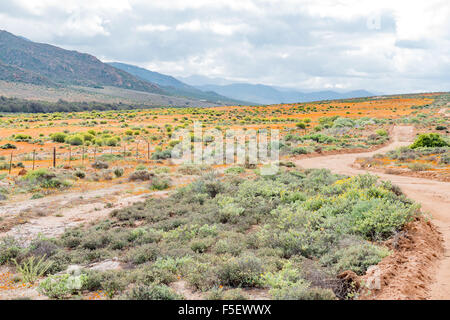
xmin=0 ymin=182 xmax=171 ymax=299
xmin=295 ymin=126 xmax=450 ymax=300
xmin=0 ymin=183 xmax=170 ymax=245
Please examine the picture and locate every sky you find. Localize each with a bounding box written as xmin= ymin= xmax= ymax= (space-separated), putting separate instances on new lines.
xmin=0 ymin=0 xmax=449 ymax=94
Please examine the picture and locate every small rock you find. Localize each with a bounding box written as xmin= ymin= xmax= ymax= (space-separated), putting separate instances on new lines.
xmin=88 ymin=258 xmax=121 ymax=271
xmin=66 ymin=265 xmax=83 ymax=276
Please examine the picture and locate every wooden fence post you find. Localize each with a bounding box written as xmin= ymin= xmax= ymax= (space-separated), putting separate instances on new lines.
xmin=8 ymin=151 xmax=13 ymax=175
xmin=136 ymin=142 xmax=139 ymax=160
xmin=53 ymin=147 xmax=56 ymax=168
xmin=32 ymin=149 xmax=36 ymax=170
xmin=81 ymin=147 xmax=85 ymax=166
xmin=147 ymin=142 xmax=150 ymax=160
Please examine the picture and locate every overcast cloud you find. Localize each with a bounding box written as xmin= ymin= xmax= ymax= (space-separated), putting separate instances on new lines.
xmin=0 ymin=0 xmax=449 ymax=93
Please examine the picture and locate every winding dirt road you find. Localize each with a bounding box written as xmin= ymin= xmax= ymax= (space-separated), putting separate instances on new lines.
xmin=295 ymin=126 xmax=450 ymax=299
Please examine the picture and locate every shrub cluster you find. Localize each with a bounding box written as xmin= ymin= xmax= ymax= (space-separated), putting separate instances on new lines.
xmin=18 ymin=169 xmax=418 ymax=300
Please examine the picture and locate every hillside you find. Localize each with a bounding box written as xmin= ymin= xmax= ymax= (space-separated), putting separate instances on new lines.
xmin=0 ymin=30 xmax=163 ymax=94
xmin=108 ymin=62 xmax=248 ymax=105
xmin=0 ymin=81 xmax=220 ymax=108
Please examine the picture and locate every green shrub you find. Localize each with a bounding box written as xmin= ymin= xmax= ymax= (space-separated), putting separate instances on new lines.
xmin=214 ymin=238 xmax=243 ymax=256
xmin=125 ymin=244 xmax=160 ymax=265
xmin=91 ymin=161 xmax=109 ymax=169
xmin=13 ymin=256 xmax=53 ymax=284
xmin=74 ymin=171 xmax=86 ymax=179
xmin=349 ymin=198 xmax=419 ymax=240
xmin=98 ymin=154 xmax=122 ymax=162
xmin=22 ymin=169 xmax=69 ymax=189
xmin=0 ymin=162 xmax=10 ymax=170
xmin=177 ymin=164 xmax=212 ymax=175
xmin=135 ymin=164 xmax=147 ymax=171
xmin=105 ymin=137 xmax=119 ymax=147
xmin=186 ymin=261 xmax=219 ymax=291
xmin=376 ymin=129 xmax=388 ymax=137
xmin=38 ymin=274 xmax=87 ymax=299
xmin=82 ymin=270 xmax=128 ymax=297
xmin=65 ymin=135 xmax=84 ymax=146
xmin=126 ymin=284 xmax=182 ymax=300
xmin=114 ymin=168 xmax=124 ymax=178
xmin=51 ymin=133 xmax=67 ymax=143
xmin=222 ymin=288 xmax=248 ymax=300
xmin=0 ymin=237 xmax=22 ymax=264
xmin=13 ymin=133 xmax=32 ymax=141
xmin=408 ymin=163 xmax=432 ymax=171
xmin=190 ymin=239 xmax=211 ymax=253
xmin=292 ymin=147 xmax=308 ymax=155
xmin=321 ymin=242 xmax=390 ymax=275
xmin=0 ymin=143 xmax=16 ymax=149
xmin=129 ymin=170 xmax=153 ymax=181
xmin=439 ymin=154 xmax=450 ymax=165
xmin=224 ymin=167 xmax=245 ymax=175
xmin=332 ymin=117 xmax=355 ymax=128
xmin=150 ymin=176 xmax=171 ymax=190
xmin=272 ymin=283 xmax=335 ymax=300
xmin=410 ymin=133 xmax=448 ymax=149
xmin=218 ymin=255 xmax=263 ymax=287
xmin=31 ymin=193 xmax=44 ymax=200
xmin=152 ymin=149 xmax=173 ymax=160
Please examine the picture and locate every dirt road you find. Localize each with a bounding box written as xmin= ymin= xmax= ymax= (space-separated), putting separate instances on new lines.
xmin=295 ymin=126 xmax=450 ymax=299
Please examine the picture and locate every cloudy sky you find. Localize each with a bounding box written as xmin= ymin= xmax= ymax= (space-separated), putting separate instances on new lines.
xmin=0 ymin=0 xmax=449 ymax=93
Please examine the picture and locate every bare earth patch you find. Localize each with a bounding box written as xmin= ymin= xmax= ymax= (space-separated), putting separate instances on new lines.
xmin=360 ymin=217 xmax=443 ymax=300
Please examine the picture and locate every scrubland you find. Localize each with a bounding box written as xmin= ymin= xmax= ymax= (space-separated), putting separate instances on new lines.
xmin=0 ymin=92 xmax=448 ymax=300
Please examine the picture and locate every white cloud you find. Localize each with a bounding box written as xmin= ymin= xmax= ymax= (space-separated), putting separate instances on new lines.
xmin=15 ymin=0 xmax=131 ymax=14
xmin=175 ymin=20 xmax=248 ymax=36
xmin=0 ymin=0 xmax=449 ymax=93
xmin=136 ymin=24 xmax=171 ymax=32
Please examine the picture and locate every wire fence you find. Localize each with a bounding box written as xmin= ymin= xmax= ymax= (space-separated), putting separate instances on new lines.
xmin=1 ymin=141 xmax=159 ymax=175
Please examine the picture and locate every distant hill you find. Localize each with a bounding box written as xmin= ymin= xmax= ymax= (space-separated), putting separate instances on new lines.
xmin=0 ymin=30 xmax=163 ymax=94
xmin=108 ymin=62 xmax=247 ymax=105
xmin=196 ymin=83 xmax=374 ymax=104
xmin=0 ymin=29 xmax=374 ymax=107
xmin=178 ymin=75 xmax=235 ymax=86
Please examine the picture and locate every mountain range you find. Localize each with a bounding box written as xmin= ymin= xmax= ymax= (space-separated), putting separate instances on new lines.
xmin=194 ymin=82 xmax=373 ymax=105
xmin=0 ymin=29 xmax=375 ymax=106
xmin=179 ymin=75 xmax=375 ymax=104
xmin=107 ymin=62 xmax=245 ymax=104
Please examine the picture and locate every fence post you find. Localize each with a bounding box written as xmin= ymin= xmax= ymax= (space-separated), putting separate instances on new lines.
xmin=8 ymin=151 xmax=13 ymax=175
xmin=81 ymin=147 xmax=85 ymax=166
xmin=94 ymin=147 xmax=97 ymax=162
xmin=123 ymin=145 xmax=126 ymax=159
xmin=53 ymin=147 xmax=56 ymax=168
xmin=32 ymin=149 xmax=35 ymax=170
xmin=136 ymin=142 xmax=139 ymax=160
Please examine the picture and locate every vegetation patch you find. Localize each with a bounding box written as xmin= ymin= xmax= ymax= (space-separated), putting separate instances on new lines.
xmin=1 ymin=169 xmax=420 ymax=300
